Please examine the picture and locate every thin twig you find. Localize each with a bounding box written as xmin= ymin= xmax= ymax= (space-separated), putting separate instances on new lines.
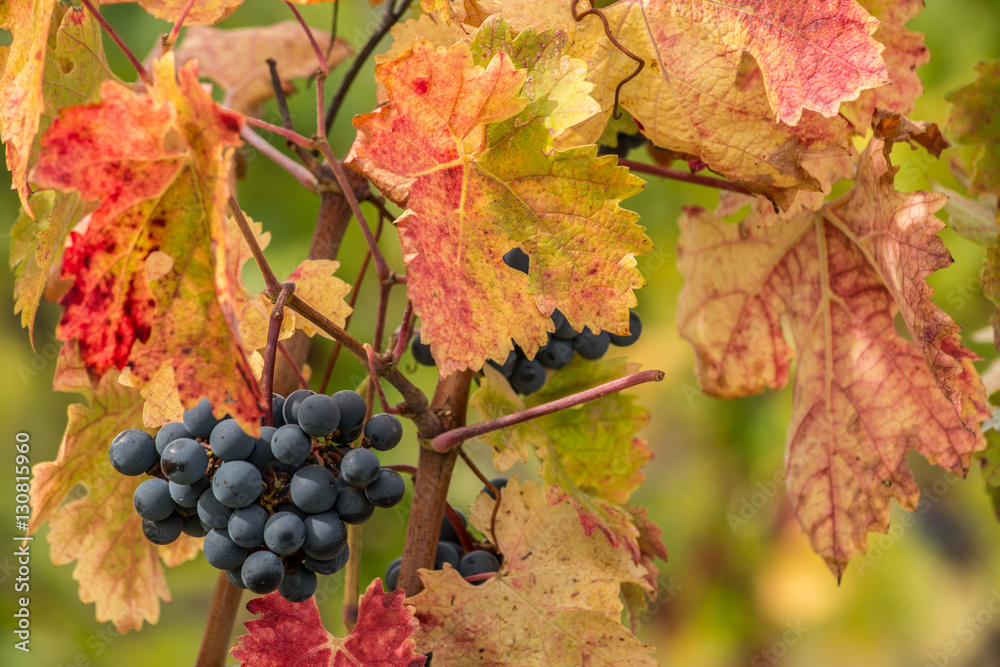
xmin=444 ymin=503 xmax=475 ymax=554
xmin=162 ymin=0 xmax=197 ymax=48
xmin=326 ymin=0 xmax=340 ymax=60
xmin=228 ymin=196 xmax=282 ymax=295
xmin=315 ymin=142 xmax=390 ymax=279
xmin=244 ymin=116 xmax=314 ymax=150
xmin=240 ymin=126 xmax=318 ymax=192
xmin=261 ymin=284 xmax=296 ymax=427
xmin=265 ymin=59 xmax=317 ymax=169
xmin=278 ymin=341 xmax=312 ymax=390
xmin=430 ymin=369 xmax=665 ymax=452
xmin=365 ymin=345 xmax=392 ymax=413
xmin=570 ymin=0 xmax=643 ymax=120
xmin=617 ymin=159 xmax=752 ymax=193
xmin=342 ymin=523 xmax=362 ymax=630
xmin=324 ymin=0 xmax=415 ymax=134
xmin=79 ymin=0 xmax=150 ymax=84
xmin=384 ymin=463 xmax=418 ymax=477
xmin=389 ymin=300 xmax=414 ymax=364
xmin=286 ymin=1 xmax=329 ymax=75
xmin=193 ymin=572 xmax=243 ymax=667
xmin=458 ymin=447 xmax=497 ymax=496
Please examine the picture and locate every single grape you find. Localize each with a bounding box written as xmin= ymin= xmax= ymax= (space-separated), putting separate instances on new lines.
xmin=435 ymin=541 xmax=461 ymax=570
xmin=303 ymin=512 xmax=347 ymax=561
xmin=142 ymin=513 xmax=184 ymax=545
xmin=334 ymin=485 xmax=375 ymax=524
xmin=203 ymin=529 xmax=248 ymax=570
xmin=271 ymin=424 xmax=313 ymax=466
xmin=297 ymin=394 xmax=341 ymax=438
xmin=226 ymin=566 xmax=247 ymax=589
xmin=181 ymin=513 xmax=209 ymax=538
xmin=411 ymin=330 xmax=435 ymax=366
xmin=183 ymin=398 xmax=220 ymax=439
xmin=155 ymin=422 xmax=192 ymax=455
xmin=609 ymin=310 xmax=642 ymax=346
xmin=573 ymin=329 xmax=610 ymax=360
xmin=227 ymin=504 xmax=269 ymax=548
xmin=332 ymin=391 xmax=367 ymax=440
xmin=502 ymin=247 xmax=529 ymax=274
xmin=440 ymin=511 xmax=466 ymax=544
xmin=483 ymin=477 xmax=508 ymax=500
xmin=271 ymin=393 xmax=287 ymax=428
xmin=385 ymin=556 xmax=403 ymax=591
xmin=197 ymin=488 xmax=233 ymax=530
xmin=160 ymin=438 xmax=209 ymax=485
xmin=487 ymin=350 xmax=518 ymax=378
xmin=340 ymin=448 xmax=381 ymax=487
xmin=339 ymin=423 xmax=364 ymax=445
xmin=304 ymin=544 xmax=350 ymax=575
xmin=133 ymin=478 xmax=177 ymax=521
xmin=536 ymin=338 xmax=574 ymax=370
xmin=109 ymin=429 xmax=157 ymax=476
xmin=458 ymin=551 xmax=501 ymax=582
xmin=264 ymin=511 xmax=306 ymax=555
xmin=552 ymin=311 xmax=578 ymax=340
xmin=364 ymin=413 xmax=403 ymax=452
xmin=290 ymin=465 xmax=338 ymax=514
xmin=282 ymin=389 xmax=316 ymax=425
xmin=210 ymin=420 xmax=255 ymax=461
xmin=274 ymin=503 xmax=309 ymax=520
xmin=365 ymin=469 xmax=405 ymax=508
xmin=213 ymin=460 xmax=263 ymax=508
xmin=279 ymin=564 xmax=317 ymax=603
xmin=247 ymin=426 xmax=278 ymax=470
xmin=169 ymin=476 xmax=209 ymax=508
xmin=509 ymin=358 xmax=546 ymax=395
xmin=241 ymin=550 xmax=284 ymax=595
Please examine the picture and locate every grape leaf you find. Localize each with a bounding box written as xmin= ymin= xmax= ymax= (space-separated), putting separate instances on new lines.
xmin=676 ymin=136 xmax=988 ymax=577
xmin=348 ymin=20 xmax=649 ymax=375
xmin=410 ymin=478 xmax=656 ymax=666
xmin=285 ymin=259 xmax=353 ymax=339
xmin=841 ymin=0 xmax=929 ymax=132
xmin=947 ymin=60 xmax=1000 ymax=198
xmin=31 ymin=54 xmax=264 ymax=431
xmin=29 ymin=343 xmax=200 ymax=632
xmin=176 ymin=22 xmax=353 ymax=114
xmin=8 ymin=5 xmax=116 ymax=344
xmin=0 ymin=0 xmax=58 ymax=214
xmin=230 ymin=580 xmax=425 ymax=667
xmin=102 ymin=0 xmax=242 ymax=24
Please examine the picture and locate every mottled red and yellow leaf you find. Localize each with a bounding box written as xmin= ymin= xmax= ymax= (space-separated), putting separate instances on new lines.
xmin=676 ymin=136 xmax=988 ymax=577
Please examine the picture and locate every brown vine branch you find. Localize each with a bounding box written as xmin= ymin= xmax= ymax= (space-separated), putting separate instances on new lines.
xmin=244 ymin=116 xmax=314 ymax=150
xmin=617 ymin=158 xmax=753 ymax=193
xmin=240 ymin=126 xmax=319 ymax=192
xmin=261 ymin=284 xmax=295 ymax=426
xmin=193 ymin=572 xmax=243 ymax=667
xmin=342 ymin=523 xmax=362 ymax=630
xmin=79 ymin=0 xmax=150 ymax=85
xmin=570 ymin=0 xmax=643 ymax=120
xmin=286 ymin=1 xmax=329 ymax=76
xmin=162 ymin=0 xmax=197 ymax=49
xmin=266 ymin=59 xmax=318 ymax=169
xmin=430 ymin=369 xmax=665 ymax=452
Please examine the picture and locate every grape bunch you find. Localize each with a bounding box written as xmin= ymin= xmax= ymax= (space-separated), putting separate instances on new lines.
xmin=384 ymin=478 xmax=507 ymax=591
xmin=109 ymin=390 xmax=406 ymax=603
xmin=412 ymin=249 xmax=642 ymax=396
xmin=596 ymin=131 xmax=648 ymax=159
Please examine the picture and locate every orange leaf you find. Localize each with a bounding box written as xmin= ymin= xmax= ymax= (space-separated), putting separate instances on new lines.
xmin=676 ymin=136 xmax=988 ymax=577
xmin=30 ymin=343 xmax=200 ymax=632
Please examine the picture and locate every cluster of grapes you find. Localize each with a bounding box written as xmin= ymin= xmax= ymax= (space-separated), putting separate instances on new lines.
xmin=596 ymin=130 xmax=648 ymax=159
xmin=384 ymin=478 xmax=508 ymax=591
xmin=411 ymin=248 xmax=642 ymax=395
xmin=108 ymin=389 xmax=405 ymax=603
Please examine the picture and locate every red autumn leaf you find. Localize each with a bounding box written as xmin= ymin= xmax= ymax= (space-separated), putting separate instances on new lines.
xmin=231 ymin=580 xmax=425 ymax=667
xmin=676 ymin=136 xmax=989 ymax=577
xmin=30 ymin=54 xmax=263 ymax=429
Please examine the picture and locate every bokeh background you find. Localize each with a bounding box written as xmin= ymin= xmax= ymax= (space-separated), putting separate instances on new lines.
xmin=3 ymin=1 xmax=1000 ymax=665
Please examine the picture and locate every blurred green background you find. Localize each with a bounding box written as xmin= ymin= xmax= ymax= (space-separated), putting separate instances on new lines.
xmin=3 ymin=0 xmax=1000 ymax=665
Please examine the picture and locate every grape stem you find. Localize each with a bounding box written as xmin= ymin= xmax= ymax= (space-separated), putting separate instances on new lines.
xmin=286 ymin=1 xmax=329 ymax=76
xmin=342 ymin=523 xmax=362 ymax=631
xmin=265 ymin=59 xmax=320 ymax=170
xmin=261 ymin=283 xmax=296 ymax=427
xmin=278 ymin=341 xmax=312 ymax=390
xmin=239 ymin=126 xmax=319 ymax=192
xmin=193 ymin=572 xmax=243 ymax=667
xmin=429 ymin=369 xmax=666 ymax=452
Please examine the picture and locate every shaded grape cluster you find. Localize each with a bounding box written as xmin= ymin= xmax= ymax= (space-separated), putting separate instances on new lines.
xmin=109 ymin=390 xmax=405 ymax=603
xmin=596 ymin=130 xmax=648 ymax=159
xmin=411 ymin=247 xmax=642 ymax=396
xmin=384 ymin=478 xmax=508 ymax=591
